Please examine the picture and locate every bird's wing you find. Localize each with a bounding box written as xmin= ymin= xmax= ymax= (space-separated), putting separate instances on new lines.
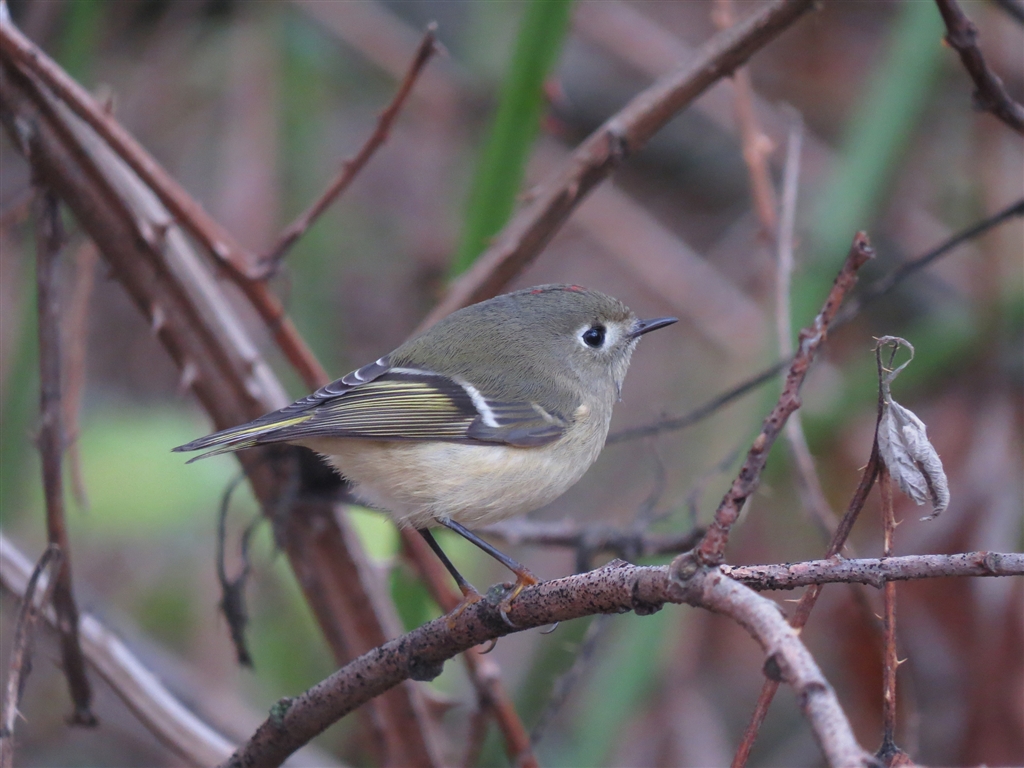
xmin=173 ymin=358 xmax=568 ymax=461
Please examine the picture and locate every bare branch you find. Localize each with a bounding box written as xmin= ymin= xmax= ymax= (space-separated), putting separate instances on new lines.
xmin=697 ymin=232 xmax=875 ymax=565
xmin=479 ymin=518 xmax=704 ymax=560
xmin=721 ymin=552 xmax=1024 ymax=590
xmin=419 ymin=0 xmax=817 ymax=329
xmin=33 ymin=188 xmax=95 ymax=725
xmin=0 ymin=544 xmax=62 ymax=768
xmin=934 ymin=0 xmax=1024 ymax=134
xmin=0 ymin=534 xmax=236 ymax=767
xmin=259 ymin=23 xmax=441 ymax=274
xmin=0 ymin=10 xmax=328 ymax=389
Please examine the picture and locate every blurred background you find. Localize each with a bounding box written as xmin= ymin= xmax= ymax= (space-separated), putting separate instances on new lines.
xmin=0 ymin=0 xmax=1021 ymax=766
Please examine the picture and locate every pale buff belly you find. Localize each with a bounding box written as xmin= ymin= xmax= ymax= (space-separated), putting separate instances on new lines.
xmin=299 ymin=427 xmax=606 ymax=530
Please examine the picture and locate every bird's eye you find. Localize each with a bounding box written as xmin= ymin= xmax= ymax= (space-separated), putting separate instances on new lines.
xmin=582 ymin=325 xmax=606 ymax=348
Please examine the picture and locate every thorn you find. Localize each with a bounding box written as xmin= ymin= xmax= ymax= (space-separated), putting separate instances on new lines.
xmin=178 ymin=361 xmax=199 ymax=394
xmin=896 ymin=657 xmax=908 ymax=666
xmin=479 ymin=638 xmax=498 ymax=655
xmin=150 ymin=303 xmax=166 ymax=335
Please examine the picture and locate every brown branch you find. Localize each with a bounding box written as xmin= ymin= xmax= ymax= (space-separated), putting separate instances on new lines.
xmin=0 ymin=53 xmax=442 ymax=766
xmin=876 ymin=466 xmax=908 ymax=765
xmin=934 ymin=0 xmax=1024 ymax=134
xmin=258 ymin=23 xmax=440 ymax=275
xmin=0 ymin=10 xmax=328 ymax=389
xmin=711 ymin=0 xmax=778 ymax=239
xmin=0 ymin=533 xmax=239 ymax=767
xmin=223 ymin=556 xmax=886 ymax=768
xmin=721 ymin=551 xmax=1024 ymax=590
xmin=697 ymin=232 xmax=875 ymax=566
xmin=33 ymin=189 xmax=95 ymax=726
xmin=419 ymin=0 xmax=817 ymax=329
xmin=0 ymin=544 xmax=62 ymax=768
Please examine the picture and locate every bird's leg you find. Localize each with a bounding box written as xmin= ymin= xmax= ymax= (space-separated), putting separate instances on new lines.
xmin=437 ymin=518 xmax=538 ymax=626
xmin=418 ymin=528 xmax=482 ymax=623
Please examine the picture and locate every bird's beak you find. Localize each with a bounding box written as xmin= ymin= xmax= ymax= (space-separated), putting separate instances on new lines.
xmin=629 ymin=316 xmax=678 ymax=339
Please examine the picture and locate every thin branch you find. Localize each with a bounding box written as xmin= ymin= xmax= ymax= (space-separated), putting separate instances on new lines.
xmin=479 ymin=519 xmax=704 ymax=560
xmin=774 ymin=118 xmax=839 ymax=540
xmin=0 ymin=544 xmax=62 ymax=768
xmin=33 ymin=188 xmax=95 ymax=725
xmin=0 ymin=533 xmax=238 ymax=767
xmin=697 ymin=232 xmax=876 ymax=566
xmin=419 ymin=0 xmax=817 ymax=330
xmin=837 ymin=197 xmax=1024 ymax=325
xmin=721 ymin=551 xmax=1024 ymax=590
xmin=934 ymin=0 xmax=1024 ymax=134
xmin=712 ymin=0 xmax=778 ymax=239
xmin=0 ymin=10 xmax=328 ymax=389
xmin=992 ymin=0 xmax=1024 ymax=24
xmin=259 ymin=23 xmax=440 ymax=275
xmin=609 ymin=197 xmax=1024 ymax=445
xmin=607 ymin=361 xmax=786 ymax=444
xmin=876 ymin=466 xmax=907 ymax=764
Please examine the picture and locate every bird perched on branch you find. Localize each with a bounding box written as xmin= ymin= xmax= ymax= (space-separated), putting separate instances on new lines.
xmin=175 ymin=285 xmax=676 ymax=622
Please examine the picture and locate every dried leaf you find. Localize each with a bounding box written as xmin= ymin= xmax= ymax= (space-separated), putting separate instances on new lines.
xmin=875 ymin=337 xmax=950 ymax=519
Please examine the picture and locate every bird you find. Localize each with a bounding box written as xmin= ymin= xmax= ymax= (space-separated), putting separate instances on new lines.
xmin=175 ymin=284 xmax=676 ymax=620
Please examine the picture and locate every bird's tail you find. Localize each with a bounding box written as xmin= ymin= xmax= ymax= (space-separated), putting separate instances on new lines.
xmin=172 ymin=413 xmax=312 ymax=462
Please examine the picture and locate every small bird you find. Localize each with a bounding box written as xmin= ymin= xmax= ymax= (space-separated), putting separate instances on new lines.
xmin=175 ymin=285 xmax=676 ymax=619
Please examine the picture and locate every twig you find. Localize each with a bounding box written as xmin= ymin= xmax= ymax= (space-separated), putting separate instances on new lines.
xmin=401 ymin=531 xmax=537 ymax=768
xmin=33 ymin=188 xmax=95 ymax=725
xmin=62 ymin=240 xmax=98 ymax=509
xmin=607 ymin=361 xmax=786 ymax=444
xmin=529 ymin=614 xmax=612 ymax=750
xmin=721 ymin=551 xmax=1024 ymax=590
xmin=419 ymin=0 xmax=817 ymax=329
xmin=697 ymin=232 xmax=876 ymax=566
xmin=610 ymin=198 xmax=1024 ymax=445
xmin=0 ymin=10 xmax=328 ymax=390
xmin=479 ymin=519 xmax=704 ymax=560
xmin=0 ymin=533 xmax=238 ymax=767
xmin=712 ymin=0 xmax=778 ymax=239
xmin=837 ymin=197 xmax=1024 ymax=325
xmin=774 ymin=118 xmax=839 ymax=540
xmin=992 ymin=0 xmax=1024 ymax=24
xmin=934 ymin=0 xmax=1024 ymax=134
xmin=258 ymin=23 xmax=441 ymax=275
xmin=0 ymin=544 xmax=62 ymax=768
xmin=876 ymin=466 xmax=907 ymax=765
xmin=222 ymin=555 xmax=893 ymax=768
xmin=731 ymin=342 xmax=887 ymax=768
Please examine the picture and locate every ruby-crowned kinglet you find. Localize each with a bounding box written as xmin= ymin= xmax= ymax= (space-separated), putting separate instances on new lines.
xmin=175 ymin=285 xmax=675 ymax=615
